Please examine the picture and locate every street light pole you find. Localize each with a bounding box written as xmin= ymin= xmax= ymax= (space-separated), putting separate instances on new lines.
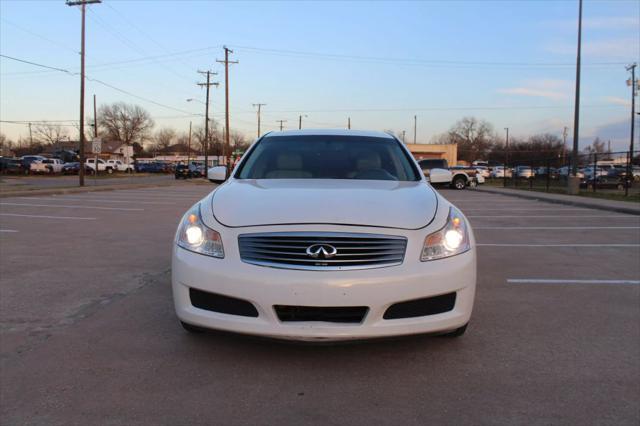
xmin=571 ymin=0 xmax=583 ymax=178
xmin=504 ymin=127 xmax=509 ymax=187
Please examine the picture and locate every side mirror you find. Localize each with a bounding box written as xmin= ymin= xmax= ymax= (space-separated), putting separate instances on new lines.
xmin=208 ymin=165 xmax=228 ymax=184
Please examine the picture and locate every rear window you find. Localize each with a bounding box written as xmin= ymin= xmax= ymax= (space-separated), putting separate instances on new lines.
xmin=418 ymin=159 xmax=448 ymax=170
xmin=236 ymin=135 xmax=420 ymax=181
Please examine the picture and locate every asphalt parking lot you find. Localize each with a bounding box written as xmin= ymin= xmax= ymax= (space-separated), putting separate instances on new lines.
xmin=1 ymin=185 xmax=639 ymax=425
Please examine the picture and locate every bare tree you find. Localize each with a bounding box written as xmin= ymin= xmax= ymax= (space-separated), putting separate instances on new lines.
xmin=230 ymin=131 xmax=249 ymax=152
xmin=98 ymin=102 xmax=154 ymax=146
xmin=582 ymin=137 xmax=606 ymax=154
xmin=446 ymin=117 xmax=496 ymax=162
xmin=154 ymin=128 xmax=176 ymax=151
xmin=33 ymin=124 xmax=68 ymax=145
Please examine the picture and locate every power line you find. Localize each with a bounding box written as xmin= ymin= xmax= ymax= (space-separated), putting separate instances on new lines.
xmin=0 ymin=54 xmax=202 ymax=117
xmin=229 ymin=44 xmax=628 ymax=69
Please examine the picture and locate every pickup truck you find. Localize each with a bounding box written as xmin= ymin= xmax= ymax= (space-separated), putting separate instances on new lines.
xmin=30 ymin=158 xmax=65 ymax=174
xmin=85 ymin=158 xmax=113 ymax=174
xmin=417 ymin=159 xmax=482 ymax=190
xmin=106 ymin=159 xmax=134 ymax=173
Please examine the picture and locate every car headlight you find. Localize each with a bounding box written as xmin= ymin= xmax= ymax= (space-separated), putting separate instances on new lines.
xmin=421 ymin=206 xmax=470 ymax=261
xmin=176 ymin=204 xmax=224 ymax=258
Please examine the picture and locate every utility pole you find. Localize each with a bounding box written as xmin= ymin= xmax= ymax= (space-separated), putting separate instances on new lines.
xmin=28 ymin=122 xmax=33 ymax=146
xmin=570 ymin=0 xmax=583 ymax=180
xmin=187 ymin=121 xmax=192 ymax=164
xmin=562 ymin=126 xmax=568 ymax=164
xmin=413 ymin=115 xmax=417 ymax=144
xmin=276 ymin=120 xmax=287 ymax=131
xmin=93 ymin=94 xmax=98 ymax=184
xmin=93 ymin=94 xmax=98 ymax=138
xmin=66 ymin=0 xmax=100 ymax=187
xmin=347 ymin=117 xmax=351 ymax=129
xmin=197 ymin=70 xmax=218 ymax=177
xmin=504 ymin=127 xmax=509 ymax=187
xmin=217 ymin=46 xmax=238 ymax=171
xmin=253 ymin=103 xmax=266 ymax=138
xmin=402 ymin=130 xmax=406 ymax=143
xmin=299 ymin=115 xmax=303 ymax=130
xmin=626 ymin=63 xmax=637 ymax=167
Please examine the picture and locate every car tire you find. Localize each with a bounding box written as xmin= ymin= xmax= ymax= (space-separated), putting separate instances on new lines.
xmin=106 ymin=168 xmax=113 ymax=174
xmin=468 ymin=179 xmax=478 ymax=188
xmin=452 ymin=176 xmax=466 ymax=190
xmin=440 ymin=323 xmax=468 ymax=337
xmin=180 ymin=321 xmax=205 ymax=333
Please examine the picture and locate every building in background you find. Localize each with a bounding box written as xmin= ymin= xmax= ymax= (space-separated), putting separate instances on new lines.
xmin=406 ymin=143 xmax=457 ymax=166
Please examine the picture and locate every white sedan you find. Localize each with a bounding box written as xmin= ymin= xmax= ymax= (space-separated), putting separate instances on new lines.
xmin=173 ymin=129 xmax=476 ymax=341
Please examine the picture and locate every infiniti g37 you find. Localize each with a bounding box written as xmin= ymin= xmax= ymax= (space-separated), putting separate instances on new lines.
xmin=172 ymin=129 xmax=476 ymax=341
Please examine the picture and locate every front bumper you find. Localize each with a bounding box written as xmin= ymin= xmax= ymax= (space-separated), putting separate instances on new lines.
xmin=172 ymin=236 xmax=476 ymax=341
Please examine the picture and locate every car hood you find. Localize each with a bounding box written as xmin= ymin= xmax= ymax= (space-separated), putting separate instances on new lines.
xmin=210 ymin=179 xmax=438 ymax=230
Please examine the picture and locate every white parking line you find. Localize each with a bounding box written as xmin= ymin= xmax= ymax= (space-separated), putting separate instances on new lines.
xmin=468 ymin=215 xmax=639 ymax=218
xmin=508 ymin=279 xmax=640 ymax=285
xmin=0 ymin=202 xmax=143 ymax=211
xmin=17 ymin=197 xmax=175 ymax=205
xmin=464 ymin=208 xmax=592 ymax=211
xmin=477 ymin=243 xmax=640 ymax=247
xmin=0 ymin=213 xmax=96 ymax=220
xmin=474 ymin=226 xmax=640 ymax=230
xmin=0 ymin=229 xmax=19 ymax=233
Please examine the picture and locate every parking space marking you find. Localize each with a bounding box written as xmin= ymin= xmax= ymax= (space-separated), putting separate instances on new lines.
xmin=464 ymin=208 xmax=595 ymax=211
xmin=474 ymin=226 xmax=640 ymax=230
xmin=468 ymin=215 xmax=639 ymax=218
xmin=0 ymin=213 xmax=96 ymax=220
xmin=17 ymin=197 xmax=175 ymax=205
xmin=0 ymin=202 xmax=144 ymax=212
xmin=477 ymin=243 xmax=640 ymax=247
xmin=0 ymin=229 xmax=19 ymax=233
xmin=508 ymin=279 xmax=640 ymax=285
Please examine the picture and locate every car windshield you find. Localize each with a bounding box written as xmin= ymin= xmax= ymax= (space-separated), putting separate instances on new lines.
xmin=236 ymin=135 xmax=420 ymax=181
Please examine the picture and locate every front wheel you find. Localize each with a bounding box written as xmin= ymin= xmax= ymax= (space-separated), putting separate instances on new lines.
xmin=106 ymin=168 xmax=113 ymax=174
xmin=451 ymin=176 xmax=466 ymax=190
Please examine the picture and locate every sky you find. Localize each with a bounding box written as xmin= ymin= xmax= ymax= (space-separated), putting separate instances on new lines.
xmin=1 ymin=0 xmax=639 ymax=151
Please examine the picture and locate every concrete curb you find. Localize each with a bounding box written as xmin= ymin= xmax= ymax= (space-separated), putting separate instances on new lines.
xmin=0 ymin=181 xmax=206 ymax=198
xmin=476 ymin=186 xmax=640 ymax=215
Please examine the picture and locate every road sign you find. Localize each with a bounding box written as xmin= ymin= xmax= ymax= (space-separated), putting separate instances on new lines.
xmin=92 ymin=138 xmax=102 ymax=154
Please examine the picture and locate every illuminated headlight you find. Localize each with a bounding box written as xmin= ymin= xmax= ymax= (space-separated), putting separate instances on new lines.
xmin=176 ymin=204 xmax=224 ymax=258
xmin=421 ymin=206 xmax=470 ymax=261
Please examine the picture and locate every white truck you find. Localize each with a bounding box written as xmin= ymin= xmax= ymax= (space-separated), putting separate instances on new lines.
xmin=418 ymin=159 xmax=482 ymax=190
xmin=85 ymin=158 xmax=112 ymax=174
xmin=30 ymin=158 xmax=65 ymax=174
xmin=106 ymin=159 xmax=134 ymax=173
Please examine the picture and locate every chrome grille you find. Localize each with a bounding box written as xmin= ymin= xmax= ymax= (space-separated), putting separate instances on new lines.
xmin=238 ymin=232 xmax=407 ymax=270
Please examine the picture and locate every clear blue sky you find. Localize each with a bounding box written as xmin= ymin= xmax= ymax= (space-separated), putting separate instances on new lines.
xmin=1 ymin=0 xmax=638 ymax=150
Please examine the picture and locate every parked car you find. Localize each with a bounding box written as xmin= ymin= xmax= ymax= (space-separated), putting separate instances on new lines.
xmin=514 ymin=166 xmax=535 ymax=178
xmin=175 ymin=163 xmax=202 ymax=179
xmin=581 ymin=175 xmax=626 ymax=190
xmin=85 ymin=158 xmax=114 ymax=174
xmin=582 ymin=166 xmax=609 ymax=179
xmin=474 ymin=165 xmax=490 ymax=179
xmin=557 ymin=166 xmax=585 ymax=179
xmin=136 ymin=162 xmax=165 ymax=173
xmin=106 ymin=159 xmax=134 ymax=173
xmin=30 ymin=158 xmax=65 ymax=174
xmin=62 ymin=162 xmax=93 ymax=175
xmin=491 ymin=166 xmax=512 ymax=178
xmin=418 ymin=159 xmax=480 ymax=190
xmin=173 ymin=129 xmax=476 ymax=340
xmin=19 ymin=155 xmax=47 ymax=174
xmin=0 ymin=157 xmax=25 ymax=174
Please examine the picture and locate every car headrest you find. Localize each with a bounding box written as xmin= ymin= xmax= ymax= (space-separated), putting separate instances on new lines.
xmin=356 ymin=152 xmax=382 ymax=171
xmin=276 ymin=153 xmax=303 ymax=170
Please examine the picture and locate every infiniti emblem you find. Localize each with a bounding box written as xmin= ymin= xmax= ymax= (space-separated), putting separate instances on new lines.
xmin=306 ymin=243 xmax=338 ymax=259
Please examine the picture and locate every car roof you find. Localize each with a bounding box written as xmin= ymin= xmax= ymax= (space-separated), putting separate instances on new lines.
xmin=264 ymin=129 xmax=395 ymax=139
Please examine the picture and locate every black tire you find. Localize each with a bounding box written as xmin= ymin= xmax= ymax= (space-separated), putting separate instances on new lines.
xmin=451 ymin=176 xmax=467 ymax=190
xmin=106 ymin=167 xmax=113 ymax=174
xmin=440 ymin=323 xmax=468 ymax=337
xmin=180 ymin=321 xmax=205 ymax=333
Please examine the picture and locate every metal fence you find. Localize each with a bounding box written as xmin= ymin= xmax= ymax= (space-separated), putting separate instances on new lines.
xmin=486 ymin=150 xmax=640 ymax=198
